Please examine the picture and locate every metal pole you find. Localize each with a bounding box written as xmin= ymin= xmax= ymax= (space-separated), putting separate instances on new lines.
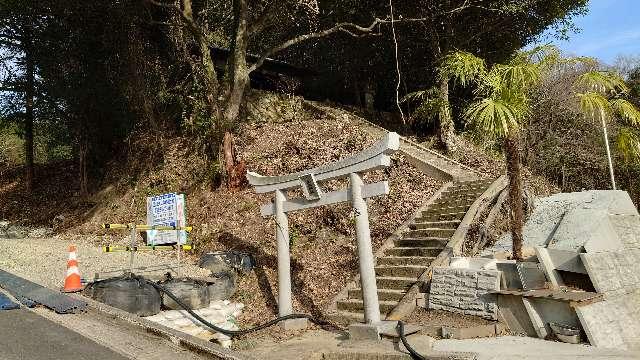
xmin=274 ymin=189 xmax=293 ymax=317
xmin=601 ymin=117 xmax=617 ymax=190
xmin=129 ymin=224 xmax=136 ymax=275
xmin=349 ymin=172 xmax=381 ymax=324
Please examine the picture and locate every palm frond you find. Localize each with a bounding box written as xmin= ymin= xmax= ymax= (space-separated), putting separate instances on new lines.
xmin=401 ymin=88 xmax=439 ymax=103
xmin=616 ymin=127 xmax=640 ymax=163
xmin=465 ymin=98 xmax=520 ymax=139
xmin=577 ymin=91 xmax=613 ymax=123
xmin=496 ymin=63 xmax=541 ymax=90
xmin=517 ymin=45 xmax=561 ymax=67
xmin=576 ymin=71 xmax=629 ymax=95
xmin=611 ymin=98 xmax=640 ymax=127
xmin=440 ymin=51 xmax=486 ymax=87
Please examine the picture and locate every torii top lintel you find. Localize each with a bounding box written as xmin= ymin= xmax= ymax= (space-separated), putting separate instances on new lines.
xmin=246 ymin=132 xmax=400 ymax=194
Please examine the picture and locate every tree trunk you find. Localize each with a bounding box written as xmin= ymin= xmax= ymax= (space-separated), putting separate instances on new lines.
xmin=78 ymin=133 xmax=89 ymax=199
xmin=179 ymin=0 xmax=221 ymax=123
xmin=504 ymin=131 xmax=524 ymax=260
xmin=222 ymin=131 xmax=247 ymax=190
xmin=438 ymin=78 xmax=455 ymax=151
xmin=223 ymin=0 xmax=251 ymax=126
xmin=24 ymin=25 xmax=35 ymax=192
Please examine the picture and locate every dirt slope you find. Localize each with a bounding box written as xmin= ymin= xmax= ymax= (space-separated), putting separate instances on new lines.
xmin=1 ymin=92 xmax=444 ymax=327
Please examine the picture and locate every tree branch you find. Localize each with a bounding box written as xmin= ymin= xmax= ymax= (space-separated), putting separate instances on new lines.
xmin=248 ymin=0 xmax=278 ymax=35
xmin=247 ymin=17 xmax=427 ymax=73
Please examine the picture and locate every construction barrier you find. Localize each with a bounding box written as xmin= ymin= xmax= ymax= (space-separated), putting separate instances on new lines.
xmin=102 ymin=223 xmax=193 ymax=232
xmin=101 ymin=223 xmax=194 ymax=276
xmin=103 ymin=244 xmax=193 ymax=253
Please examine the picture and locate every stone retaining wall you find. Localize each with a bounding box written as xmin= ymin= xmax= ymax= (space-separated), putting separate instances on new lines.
xmin=428 ymin=267 xmax=500 ymax=320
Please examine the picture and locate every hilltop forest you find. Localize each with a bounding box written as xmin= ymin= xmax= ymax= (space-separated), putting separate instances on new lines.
xmin=2 ymin=0 xmax=640 ymax=212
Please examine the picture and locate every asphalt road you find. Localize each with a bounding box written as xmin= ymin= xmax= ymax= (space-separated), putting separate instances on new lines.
xmin=0 ymin=308 xmax=129 ymax=360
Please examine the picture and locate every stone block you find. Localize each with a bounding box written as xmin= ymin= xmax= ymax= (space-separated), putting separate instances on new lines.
xmin=428 ymin=267 xmax=500 ymax=320
xmin=348 ymin=323 xmax=380 ymax=341
xmin=575 ymin=290 xmax=640 ymax=350
xmin=550 ymin=208 xmax=622 ymax=253
xmin=280 ymin=318 xmax=308 ymax=331
xmin=441 ymin=324 xmax=498 ymax=339
xmin=610 ymin=215 xmax=640 ymax=250
xmin=581 ymin=249 xmax=640 ymax=297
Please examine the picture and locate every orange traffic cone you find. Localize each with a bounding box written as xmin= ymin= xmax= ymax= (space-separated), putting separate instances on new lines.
xmin=63 ymin=245 xmax=83 ymax=293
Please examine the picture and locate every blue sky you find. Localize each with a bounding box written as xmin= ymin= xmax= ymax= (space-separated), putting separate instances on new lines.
xmin=544 ymin=0 xmax=640 ymax=64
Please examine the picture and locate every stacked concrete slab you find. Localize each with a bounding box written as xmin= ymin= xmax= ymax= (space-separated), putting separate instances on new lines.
xmin=499 ymin=190 xmax=640 ymax=350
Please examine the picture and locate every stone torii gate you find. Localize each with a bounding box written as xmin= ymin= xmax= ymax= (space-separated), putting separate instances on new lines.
xmin=247 ymin=132 xmax=400 ymax=331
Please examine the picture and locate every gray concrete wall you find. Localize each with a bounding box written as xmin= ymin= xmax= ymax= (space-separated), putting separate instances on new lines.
xmin=581 ymin=249 xmax=640 ymax=297
xmin=576 ymin=290 xmax=640 ymax=351
xmin=429 ymin=267 xmax=500 ymax=320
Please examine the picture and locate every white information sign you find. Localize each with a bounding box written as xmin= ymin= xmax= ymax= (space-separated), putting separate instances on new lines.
xmin=146 ymin=193 xmax=187 ymax=245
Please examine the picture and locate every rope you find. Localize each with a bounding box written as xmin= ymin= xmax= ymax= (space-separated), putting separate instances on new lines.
xmin=389 ymin=0 xmax=406 ymax=124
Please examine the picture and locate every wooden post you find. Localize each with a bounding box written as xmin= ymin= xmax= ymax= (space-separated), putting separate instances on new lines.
xmin=350 ymin=172 xmax=381 ymax=324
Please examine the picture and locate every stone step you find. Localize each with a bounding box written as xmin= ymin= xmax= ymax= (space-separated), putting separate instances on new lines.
xmin=455 ymin=178 xmax=494 ymax=187
xmin=336 ymin=299 xmax=399 ymax=314
xmin=449 ymin=184 xmax=492 ymax=193
xmin=416 ymin=211 xmax=467 ymax=222
xmin=377 ymin=256 xmax=435 ymax=266
xmin=412 ymin=220 xmax=461 ymax=230
xmin=423 ymin=204 xmax=471 ymax=215
xmin=394 ymin=238 xmax=449 ymax=247
xmin=375 ymin=265 xmax=428 ymax=278
xmin=405 ymin=228 xmax=456 ymax=238
xmin=431 ymin=197 xmax=477 ymax=207
xmin=348 ymin=288 xmax=405 ymax=302
xmin=385 ymin=246 xmax=443 ymax=257
xmin=376 ymin=276 xmax=417 ymax=291
xmin=440 ymin=188 xmax=486 ymax=198
xmin=330 ymin=310 xmax=386 ymax=324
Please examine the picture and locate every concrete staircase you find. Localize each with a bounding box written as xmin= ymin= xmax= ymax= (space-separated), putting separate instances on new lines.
xmin=333 ymin=178 xmax=495 ymax=322
xmin=302 ymin=100 xmax=481 ymax=182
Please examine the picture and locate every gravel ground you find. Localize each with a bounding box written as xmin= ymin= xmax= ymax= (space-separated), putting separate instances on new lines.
xmin=0 ymin=237 xmax=210 ymax=289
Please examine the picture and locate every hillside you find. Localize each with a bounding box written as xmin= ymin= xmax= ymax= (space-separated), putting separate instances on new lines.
xmin=0 ymin=91 xmax=561 ymax=329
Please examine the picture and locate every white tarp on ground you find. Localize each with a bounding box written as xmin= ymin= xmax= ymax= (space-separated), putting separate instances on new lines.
xmin=145 ymin=300 xmax=244 ymax=348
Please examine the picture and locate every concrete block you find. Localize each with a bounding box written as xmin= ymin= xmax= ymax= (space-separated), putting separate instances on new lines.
xmin=450 ymin=257 xmax=497 ymax=270
xmin=581 ymin=249 xmax=640 ymax=297
xmin=429 ymin=267 xmax=500 ymax=320
xmin=348 ymin=323 xmax=380 ymax=341
xmin=550 ymin=208 xmax=622 ymax=252
xmin=610 ymin=215 xmax=640 ymax=250
xmin=545 ymin=248 xmax=587 ymax=274
xmin=575 ymin=290 xmax=640 ymax=350
xmin=497 ymin=294 xmax=537 ymax=337
xmin=441 ymin=324 xmax=498 ymax=339
xmin=280 ymin=318 xmax=308 ymax=331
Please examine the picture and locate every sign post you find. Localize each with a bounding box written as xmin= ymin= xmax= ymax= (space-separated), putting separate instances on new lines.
xmin=247 ymin=132 xmax=399 ymax=333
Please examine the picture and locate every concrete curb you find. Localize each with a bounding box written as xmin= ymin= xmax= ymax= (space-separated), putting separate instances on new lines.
xmin=73 ymin=294 xmax=255 ymax=360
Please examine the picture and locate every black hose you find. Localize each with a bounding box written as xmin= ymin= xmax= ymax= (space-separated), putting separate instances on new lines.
xmin=397 ymin=321 xmax=425 ymax=360
xmin=145 ymin=279 xmax=329 ymax=337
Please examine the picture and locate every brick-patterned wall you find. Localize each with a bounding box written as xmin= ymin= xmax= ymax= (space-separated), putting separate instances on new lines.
xmin=428 ymin=267 xmax=500 ymax=320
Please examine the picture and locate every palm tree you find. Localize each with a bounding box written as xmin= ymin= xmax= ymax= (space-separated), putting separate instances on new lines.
xmin=461 ymin=51 xmax=545 ymax=260
xmin=415 ymin=47 xmax=640 ymax=260
xmin=575 ymin=71 xmax=640 ymax=189
xmin=402 ymin=51 xmax=486 ymax=151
